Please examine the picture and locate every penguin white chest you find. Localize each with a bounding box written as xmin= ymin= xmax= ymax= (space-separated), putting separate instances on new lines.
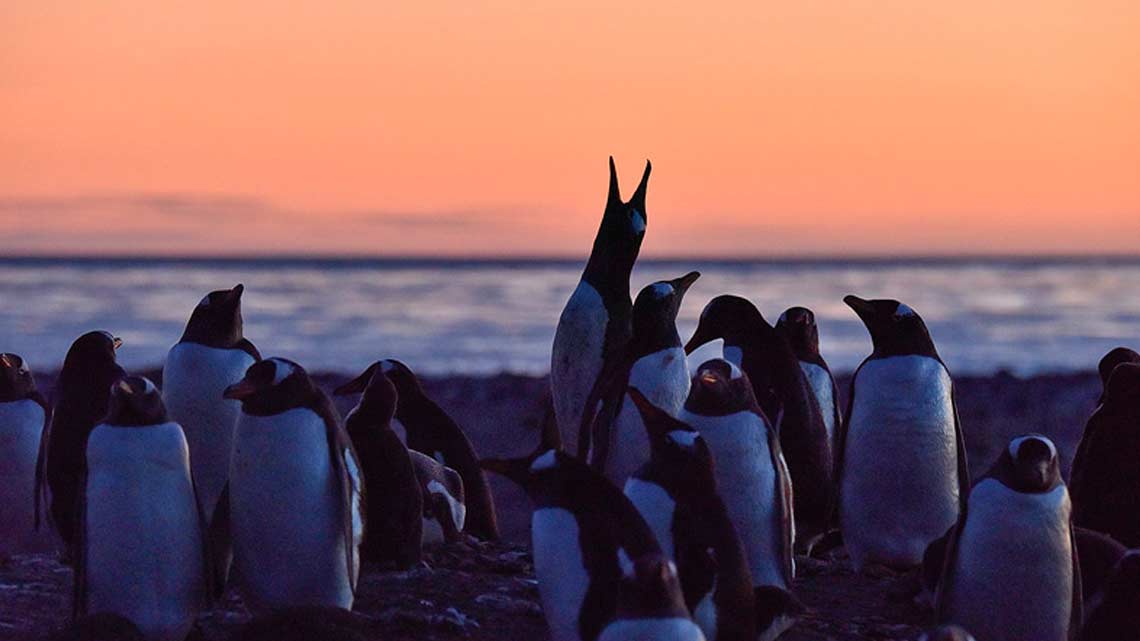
xmin=0 ymin=399 xmax=45 ymax=555
xmin=230 ymin=409 xmax=354 ymax=612
xmin=606 ymin=347 xmax=690 ymax=483
xmin=597 ymin=618 xmax=708 ymax=641
xmin=163 ymin=342 xmax=256 ymax=521
xmin=532 ymin=508 xmax=590 ymax=641
xmin=799 ymin=362 xmax=837 ymax=443
xmin=624 ymin=478 xmax=677 ymax=559
xmin=552 ymin=281 xmax=609 ymax=442
xmin=944 ymin=481 xmax=1073 ymax=641
xmin=84 ymin=422 xmax=204 ymax=641
xmin=682 ymin=409 xmax=787 ymax=589
xmin=842 ymin=355 xmax=959 ymax=570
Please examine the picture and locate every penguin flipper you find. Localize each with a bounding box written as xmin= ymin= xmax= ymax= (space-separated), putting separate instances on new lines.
xmin=834 ymin=359 xmax=867 ymax=519
xmin=71 ymin=465 xmax=88 ymax=620
xmin=766 ymin=423 xmax=797 ymax=584
xmin=577 ymin=350 xmax=633 ymax=473
xmin=317 ymin=393 xmax=364 ymax=594
xmin=235 ymin=338 xmax=262 ymax=362
xmin=32 ymin=392 xmax=52 ymax=531
xmin=1069 ymin=521 xmax=1084 ymax=641
xmin=948 ymin=379 xmax=971 ymax=512
xmin=933 ymin=508 xmax=969 ymax=621
xmin=205 ymin=482 xmax=231 ymax=602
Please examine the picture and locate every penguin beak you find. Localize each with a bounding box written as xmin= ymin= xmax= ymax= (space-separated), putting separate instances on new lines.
xmin=672 ymin=271 xmax=700 ymax=296
xmin=112 ymin=337 xmax=123 ymax=350
xmin=0 ymin=354 xmax=11 ymax=369
xmin=333 ymin=368 xmax=374 ymax=396
xmin=684 ymin=320 xmax=717 ymax=355
xmin=843 ymin=295 xmax=875 ymax=322
xmin=223 ymin=379 xmax=258 ymax=400
xmin=230 ymin=283 xmax=244 ymax=300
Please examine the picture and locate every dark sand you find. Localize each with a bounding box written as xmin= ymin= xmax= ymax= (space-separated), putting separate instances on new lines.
xmin=2 ymin=369 xmax=1101 ymax=640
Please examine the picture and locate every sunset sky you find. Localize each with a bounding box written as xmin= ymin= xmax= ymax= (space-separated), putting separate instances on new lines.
xmin=2 ymin=1 xmax=1138 ymax=257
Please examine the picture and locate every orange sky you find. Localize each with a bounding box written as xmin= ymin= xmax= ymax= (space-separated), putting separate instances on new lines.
xmin=2 ymin=1 xmax=1138 ymax=256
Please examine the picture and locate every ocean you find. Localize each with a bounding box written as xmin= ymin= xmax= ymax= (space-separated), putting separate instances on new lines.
xmin=0 ymin=256 xmax=1137 ymax=377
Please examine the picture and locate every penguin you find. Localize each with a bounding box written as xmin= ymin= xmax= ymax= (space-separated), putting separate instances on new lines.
xmin=551 ymin=157 xmax=651 ymax=455
xmin=840 ymin=295 xmax=967 ymax=571
xmin=0 ymin=353 xmax=49 ymax=557
xmin=623 ymin=388 xmax=755 ymax=641
xmin=407 ymin=450 xmax=466 ymax=545
xmin=776 ymin=306 xmax=842 ymax=459
xmin=223 ymin=358 xmax=364 ymax=612
xmin=581 ymin=271 xmax=700 ymax=485
xmin=1081 ymin=549 xmax=1140 ymax=641
xmin=162 ymin=284 xmax=260 ymax=532
xmin=917 ymin=625 xmax=976 ymax=641
xmin=685 ymin=296 xmax=834 ymax=555
xmin=376 ymin=359 xmax=498 ymax=541
xmin=1069 ymin=361 xmax=1140 ymax=546
xmin=677 ymin=359 xmax=801 ymax=641
xmin=936 ymin=434 xmax=1081 ymax=641
xmin=36 ymin=331 xmax=124 ymax=550
xmin=1095 ymin=346 xmax=1140 ymax=404
xmin=597 ymin=554 xmax=707 ymax=641
xmin=481 ymin=448 xmax=661 ymax=641
xmin=77 ymin=376 xmax=208 ymax=641
xmin=333 ymin=363 xmax=423 ymax=568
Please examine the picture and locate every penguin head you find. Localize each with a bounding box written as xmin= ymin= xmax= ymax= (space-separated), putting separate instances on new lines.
xmin=685 ymin=295 xmax=767 ymax=354
xmin=105 ymin=376 xmax=168 ymax=426
xmin=601 ymin=157 xmax=651 ymax=244
xmin=0 ymin=353 xmax=37 ymax=401
xmin=684 ymin=359 xmax=757 ymax=417
xmin=181 ymin=284 xmax=246 ymax=347
xmin=615 ymin=553 xmax=689 ymax=618
xmin=917 ymin=625 xmax=977 ymax=641
xmin=1000 ymin=434 xmax=1061 ymax=493
xmin=631 ymin=272 xmax=700 ymax=351
xmin=628 ymin=387 xmax=716 ymax=490
xmin=776 ymin=306 xmax=820 ymax=359
xmin=371 ymin=359 xmax=424 ymax=398
xmin=844 ymin=295 xmax=937 ymax=358
xmin=1102 ymin=362 xmax=1140 ymax=409
xmin=63 ymin=331 xmax=122 ymax=372
xmin=334 ymin=361 xmax=399 ymax=424
xmin=482 ymin=448 xmax=590 ymax=504
xmin=1098 ymin=348 xmax=1140 ymax=402
xmin=224 ymin=357 xmax=316 ymax=415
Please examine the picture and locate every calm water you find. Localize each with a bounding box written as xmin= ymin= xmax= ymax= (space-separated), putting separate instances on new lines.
xmin=1 ymin=257 xmax=1138 ymax=377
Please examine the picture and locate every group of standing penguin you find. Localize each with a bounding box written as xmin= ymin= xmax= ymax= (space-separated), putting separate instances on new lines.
xmin=0 ymin=286 xmax=502 ymax=641
xmin=494 ymin=157 xmax=1140 ymax=641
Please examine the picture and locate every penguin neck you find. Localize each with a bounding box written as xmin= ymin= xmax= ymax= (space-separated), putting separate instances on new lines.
xmin=629 ymin=319 xmax=682 ymax=359
xmin=350 ymin=396 xmax=397 ymax=430
xmin=581 ymin=227 xmax=640 ymax=307
xmin=180 ymin=322 xmax=243 ymax=349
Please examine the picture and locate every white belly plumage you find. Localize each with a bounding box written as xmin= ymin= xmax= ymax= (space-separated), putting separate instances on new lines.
xmin=597 ymin=617 xmax=708 ymax=641
xmin=163 ymin=342 xmax=256 ymax=523
xmin=681 ymin=409 xmax=787 ymax=590
xmin=230 ymin=408 xmax=356 ymax=612
xmin=84 ymin=422 xmax=205 ymax=641
xmin=0 ymin=399 xmax=46 ymax=556
xmin=605 ymin=347 xmax=690 ymax=484
xmin=533 ymin=508 xmax=590 ymax=641
xmin=841 ymin=355 xmax=959 ymax=570
xmin=943 ymin=481 xmax=1073 ymax=641
xmin=624 ymin=478 xmax=676 ymax=559
xmin=799 ymin=362 xmax=837 ymax=445
xmin=552 ymin=281 xmax=609 ymax=452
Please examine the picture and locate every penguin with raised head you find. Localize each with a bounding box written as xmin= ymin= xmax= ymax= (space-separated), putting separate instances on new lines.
xmin=1081 ymin=550 xmax=1140 ymax=641
xmin=481 ymin=448 xmax=661 ymax=641
xmin=678 ymin=359 xmax=801 ymax=641
xmin=623 ymin=388 xmax=755 ymax=641
xmin=597 ymin=553 xmax=707 ymax=641
xmin=936 ymin=434 xmax=1081 ymax=641
xmin=581 ymin=271 xmax=700 ymax=485
xmin=37 ymin=331 xmax=124 ymax=550
xmin=408 ymin=450 xmax=466 ymax=545
xmin=0 ymin=353 xmax=49 ymax=557
xmin=686 ymin=296 xmax=834 ymax=555
xmin=1070 ymin=362 xmax=1140 ymax=547
xmin=163 ymin=285 xmax=260 ymax=532
xmin=551 ymin=157 xmax=651 ymax=455
xmin=776 ymin=306 xmax=841 ymax=457
xmin=1095 ymin=346 xmax=1140 ymax=404
xmin=840 ymin=296 xmax=967 ymax=571
xmin=376 ymin=359 xmax=498 ymax=541
xmin=223 ymin=358 xmax=363 ymax=612
xmin=77 ymin=376 xmax=208 ymax=641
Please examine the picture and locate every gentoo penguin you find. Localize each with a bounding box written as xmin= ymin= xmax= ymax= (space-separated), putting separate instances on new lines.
xmin=581 ymin=271 xmax=699 ymax=485
xmin=482 ymin=448 xmax=661 ymax=641
xmin=936 ymin=434 xmax=1081 ymax=641
xmin=377 ymin=359 xmax=498 ymax=541
xmin=77 ymin=376 xmax=207 ymax=641
xmin=0 ymin=353 xmax=49 ymax=557
xmin=224 ymin=358 xmax=364 ymax=612
xmin=840 ymin=295 xmax=967 ymax=571
xmin=917 ymin=625 xmax=976 ymax=641
xmin=776 ymin=307 xmax=842 ymax=460
xmin=597 ymin=554 xmax=707 ymax=641
xmin=36 ymin=331 xmax=124 ymax=549
xmin=551 ymin=157 xmax=651 ymax=455
xmin=678 ymin=359 xmax=801 ymax=641
xmin=1095 ymin=346 xmax=1140 ymax=404
xmin=1069 ymin=361 xmax=1140 ymax=546
xmin=1081 ymin=550 xmax=1140 ymax=641
xmin=623 ymin=388 xmax=755 ymax=641
xmin=162 ymin=285 xmax=260 ymax=532
xmin=686 ymin=296 xmax=834 ymax=555
xmin=408 ymin=450 xmax=466 ymax=545
xmin=333 ymin=364 xmax=423 ymax=567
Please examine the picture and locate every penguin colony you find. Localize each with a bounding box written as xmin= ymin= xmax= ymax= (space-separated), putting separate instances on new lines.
xmin=1 ymin=159 xmax=1138 ymax=641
